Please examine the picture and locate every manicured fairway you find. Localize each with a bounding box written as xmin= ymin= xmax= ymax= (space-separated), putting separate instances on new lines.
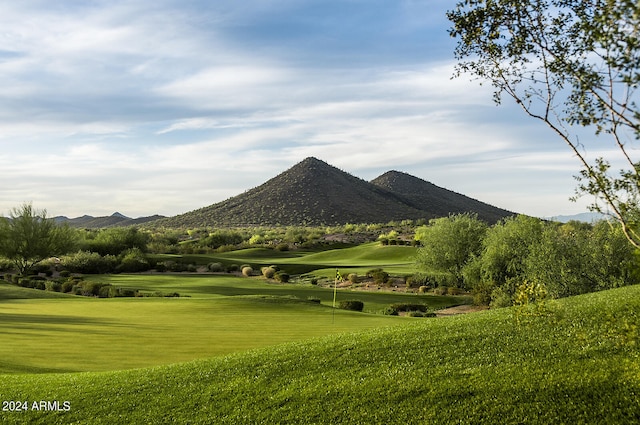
xmin=93 ymin=273 xmax=466 ymax=313
xmin=1 ymin=284 xmax=638 ymax=424
xmin=0 ymin=240 xmax=469 ymax=376
xmin=0 ymin=295 xmax=406 ymax=374
xmin=157 ymin=242 xmax=419 ymax=275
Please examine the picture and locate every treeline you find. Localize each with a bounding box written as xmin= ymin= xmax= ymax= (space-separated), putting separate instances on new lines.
xmin=415 ymin=214 xmax=639 ymax=306
xmin=72 ymin=221 xmax=419 ymax=257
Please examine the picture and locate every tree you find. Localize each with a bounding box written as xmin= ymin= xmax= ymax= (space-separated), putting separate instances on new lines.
xmin=0 ymin=203 xmax=76 ymax=275
xmin=466 ymin=215 xmax=546 ymax=304
xmin=81 ymin=227 xmax=149 ymax=256
xmin=415 ymin=213 xmax=488 ymax=287
xmin=448 ymin=0 xmax=640 ymax=247
xmin=525 ymin=220 xmax=638 ymax=298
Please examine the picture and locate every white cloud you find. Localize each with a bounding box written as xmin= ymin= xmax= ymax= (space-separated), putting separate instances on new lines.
xmin=0 ymin=1 xmax=609 ymax=218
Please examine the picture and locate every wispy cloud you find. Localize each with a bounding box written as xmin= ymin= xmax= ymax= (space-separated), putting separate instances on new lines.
xmin=0 ymin=0 xmax=598 ymax=218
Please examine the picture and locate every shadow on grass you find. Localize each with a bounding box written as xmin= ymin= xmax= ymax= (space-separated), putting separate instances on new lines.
xmin=0 ymin=312 xmax=127 ymax=332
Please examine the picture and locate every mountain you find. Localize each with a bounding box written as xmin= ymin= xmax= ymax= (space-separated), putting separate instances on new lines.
xmin=371 ymin=170 xmax=513 ymax=224
xmin=157 ymin=157 xmax=513 ymax=228
xmin=54 ymin=213 xmax=166 ymax=228
xmin=547 ymin=212 xmax=607 ymax=223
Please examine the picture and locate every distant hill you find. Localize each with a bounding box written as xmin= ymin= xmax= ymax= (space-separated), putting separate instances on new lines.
xmin=156 ymin=157 xmax=513 ymax=228
xmin=371 ymin=170 xmax=513 ymax=224
xmin=547 ymin=212 xmax=607 ymax=223
xmin=54 ymin=212 xmax=165 ymax=228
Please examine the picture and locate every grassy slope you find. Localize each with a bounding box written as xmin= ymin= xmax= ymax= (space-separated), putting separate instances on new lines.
xmin=0 ymin=263 xmax=465 ymax=374
xmin=93 ymin=274 xmax=463 ymax=313
xmin=155 ymin=243 xmax=418 ymax=275
xmin=2 ymin=285 xmax=639 ymax=424
xmin=0 ymin=294 xmax=406 ymax=374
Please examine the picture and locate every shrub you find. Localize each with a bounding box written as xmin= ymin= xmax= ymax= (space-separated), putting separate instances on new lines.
xmin=418 ymin=285 xmax=430 ymax=294
xmin=383 ymin=306 xmax=399 ymax=315
xmin=347 ymin=273 xmax=359 ymax=284
xmin=275 ymin=272 xmax=290 ymax=283
xmin=60 ymin=251 xmax=118 ymax=274
xmin=242 ymin=266 xmax=253 ymax=277
xmin=472 ymin=281 xmax=494 ymax=306
xmin=45 ymin=281 xmax=62 ymax=292
xmin=61 ymin=280 xmax=75 ymax=293
xmin=307 ymin=297 xmax=321 ymax=304
xmin=434 ymin=286 xmax=449 ymax=296
xmin=227 ymin=264 xmax=240 ymax=272
xmin=216 ymin=244 xmax=237 ymax=253
xmin=116 ymin=288 xmax=138 ymax=297
xmin=18 ymin=277 xmax=35 ymax=288
xmin=31 ymin=263 xmax=51 ymax=274
xmin=339 ymin=300 xmax=364 ymax=312
xmin=388 ymin=303 xmax=430 ymax=314
xmin=448 ymin=287 xmax=464 ymax=295
xmin=98 ymin=285 xmax=117 ymax=298
xmin=490 ymin=287 xmax=513 ymax=308
xmin=0 ymin=258 xmax=13 ymax=271
xmin=79 ymin=281 xmax=106 ymax=297
xmin=275 ymin=243 xmax=289 ymax=251
xmin=117 ymin=248 xmax=150 ymax=273
xmin=262 ymin=266 xmax=277 ymax=279
xmin=160 ymin=260 xmax=192 ymax=272
xmin=407 ymin=273 xmax=430 ymax=287
xmin=367 ymin=268 xmax=389 ymax=284
xmin=207 ymin=262 xmax=224 ymax=272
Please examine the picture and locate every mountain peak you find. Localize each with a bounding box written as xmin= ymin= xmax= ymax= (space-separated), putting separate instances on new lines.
xmin=371 ymin=170 xmax=513 ymax=223
xmin=111 ymin=212 xmax=128 ymax=219
xmin=158 ymin=158 xmax=514 ymax=227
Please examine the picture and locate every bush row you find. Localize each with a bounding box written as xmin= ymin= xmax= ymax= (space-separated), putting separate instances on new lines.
xmin=383 ymin=303 xmax=436 ymax=317
xmin=6 ymin=274 xmax=181 ymax=298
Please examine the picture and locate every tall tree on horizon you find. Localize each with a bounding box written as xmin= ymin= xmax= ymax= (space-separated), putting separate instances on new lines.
xmin=0 ymin=203 xmax=76 ymax=275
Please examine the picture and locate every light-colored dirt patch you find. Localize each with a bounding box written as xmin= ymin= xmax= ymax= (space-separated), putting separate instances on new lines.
xmin=435 ymin=304 xmax=487 ymax=317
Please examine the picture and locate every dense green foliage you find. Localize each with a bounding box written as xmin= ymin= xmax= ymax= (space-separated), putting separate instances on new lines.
xmin=78 ymin=227 xmax=149 ymax=256
xmin=417 ymin=214 xmax=639 ymax=305
xmin=2 ymin=284 xmax=638 ymax=424
xmin=0 ymin=203 xmax=76 ymax=275
xmin=414 ymin=213 xmax=488 ymax=286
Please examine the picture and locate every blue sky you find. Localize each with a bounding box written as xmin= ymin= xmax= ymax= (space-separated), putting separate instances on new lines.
xmin=0 ymin=0 xmax=611 ymax=218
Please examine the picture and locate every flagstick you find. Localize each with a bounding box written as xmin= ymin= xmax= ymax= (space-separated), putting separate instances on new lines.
xmin=332 ymin=269 xmax=338 ymax=324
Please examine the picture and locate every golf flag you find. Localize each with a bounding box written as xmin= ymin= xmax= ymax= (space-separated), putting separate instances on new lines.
xmin=332 ymin=269 xmax=340 ymax=323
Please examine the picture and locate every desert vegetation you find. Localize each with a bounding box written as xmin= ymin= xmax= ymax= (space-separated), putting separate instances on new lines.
xmin=0 ymin=201 xmax=638 ymax=424
xmin=415 ymin=213 xmax=638 ymax=306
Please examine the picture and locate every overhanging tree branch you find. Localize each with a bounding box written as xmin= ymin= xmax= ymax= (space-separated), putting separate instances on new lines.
xmin=448 ymin=0 xmax=640 ymax=247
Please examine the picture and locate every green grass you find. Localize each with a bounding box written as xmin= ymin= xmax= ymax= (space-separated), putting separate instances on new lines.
xmin=91 ymin=274 xmax=464 ymax=313
xmin=0 ymin=295 xmax=407 ymax=374
xmin=0 ymin=282 xmax=76 ymax=300
xmin=0 ymin=269 xmax=466 ymax=375
xmin=153 ymin=242 xmax=418 ymax=275
xmin=2 ymin=285 xmax=638 ymax=424
xmin=0 ymin=242 xmax=464 ymax=376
